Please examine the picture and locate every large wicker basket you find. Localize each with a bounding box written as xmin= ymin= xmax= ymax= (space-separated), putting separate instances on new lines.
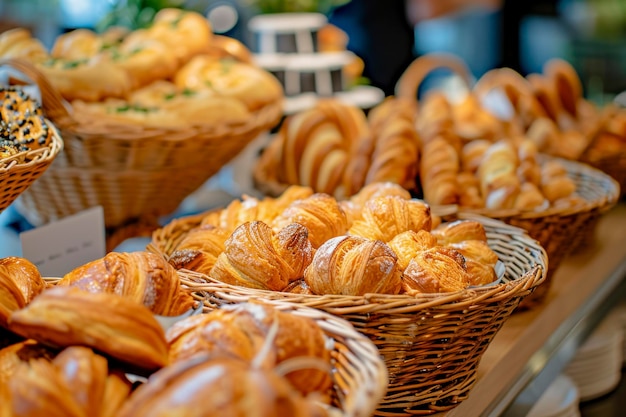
xmin=453 ymin=156 xmax=619 ymax=308
xmin=0 ymin=121 xmax=63 ymax=214
xmin=147 ymin=213 xmax=547 ymax=416
xmin=0 ymin=58 xmax=284 ymax=232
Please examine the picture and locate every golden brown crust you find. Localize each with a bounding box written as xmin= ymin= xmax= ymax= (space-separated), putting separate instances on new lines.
xmin=116 ymin=355 xmax=325 ymax=417
xmin=387 ymin=230 xmax=438 ymax=271
xmin=210 ymin=221 xmax=313 ymax=291
xmin=57 ymin=251 xmax=194 ymax=316
xmin=168 ymin=224 xmax=229 ymax=274
xmin=272 ymin=193 xmax=348 ymax=249
xmin=0 ymin=340 xmax=56 ymax=385
xmin=348 ymin=196 xmax=432 ymax=242
xmin=431 ymin=220 xmax=488 ymax=245
xmin=420 ymin=136 xmax=460 ymax=205
xmin=304 ymin=235 xmax=402 ymax=296
xmin=402 ymin=247 xmax=470 ymax=294
xmin=0 ymin=266 xmax=28 ymax=329
xmin=8 ymin=286 xmax=169 ymax=372
xmin=0 ymin=257 xmax=45 ymax=305
xmin=167 ymin=301 xmax=332 ymax=395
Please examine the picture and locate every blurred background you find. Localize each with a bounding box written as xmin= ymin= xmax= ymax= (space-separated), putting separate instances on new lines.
xmin=1 ymin=0 xmax=625 ymax=103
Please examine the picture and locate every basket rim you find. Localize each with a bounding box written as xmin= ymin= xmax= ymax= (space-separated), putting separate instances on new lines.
xmin=151 ymin=212 xmax=547 ymax=312
xmin=0 ymin=121 xmax=64 ymax=173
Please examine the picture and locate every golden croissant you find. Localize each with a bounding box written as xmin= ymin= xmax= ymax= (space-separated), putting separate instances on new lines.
xmin=210 ymin=221 xmax=313 ymax=291
xmin=272 ymin=193 xmax=348 ymax=249
xmin=167 ymin=301 xmax=332 ymax=396
xmin=402 ymin=247 xmax=471 ymax=294
xmin=117 ymin=355 xmax=328 ymax=417
xmin=348 ymin=195 xmax=432 ymax=242
xmin=8 ymin=286 xmax=169 ymax=372
xmin=0 ymin=257 xmax=45 ymax=329
xmin=3 ymin=346 xmax=131 ymax=417
xmin=304 ymin=235 xmax=402 ymax=296
xmin=168 ymin=224 xmax=229 ymax=275
xmin=430 ymin=220 xmax=488 ymax=245
xmin=57 ymin=251 xmax=195 ymax=316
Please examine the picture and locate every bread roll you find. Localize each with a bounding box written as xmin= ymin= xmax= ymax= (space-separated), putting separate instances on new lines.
xmin=210 ymin=221 xmax=313 ymax=291
xmin=304 ymin=235 xmax=402 ymax=296
xmin=57 ymin=251 xmax=194 ymax=316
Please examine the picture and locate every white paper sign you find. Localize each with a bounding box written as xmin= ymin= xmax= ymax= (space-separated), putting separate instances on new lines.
xmin=20 ymin=206 xmax=106 ymax=277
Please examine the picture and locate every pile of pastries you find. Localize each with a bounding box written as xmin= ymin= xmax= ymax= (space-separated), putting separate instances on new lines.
xmin=0 ymin=8 xmax=283 ymax=127
xmin=166 ymin=182 xmax=501 ymax=295
xmin=0 ymin=254 xmax=335 ymax=416
xmin=0 ymin=86 xmax=54 ymax=163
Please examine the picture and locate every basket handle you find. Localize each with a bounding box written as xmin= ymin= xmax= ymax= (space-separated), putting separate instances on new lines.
xmin=394 ymin=52 xmax=474 ymax=102
xmin=0 ymin=58 xmax=71 ymax=120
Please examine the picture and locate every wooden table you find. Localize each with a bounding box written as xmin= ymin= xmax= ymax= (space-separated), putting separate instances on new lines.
xmin=443 ymin=204 xmax=626 ymax=417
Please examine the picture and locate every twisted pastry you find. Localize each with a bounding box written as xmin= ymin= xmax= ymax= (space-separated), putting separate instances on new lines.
xmin=365 ymin=98 xmax=421 ymax=191
xmin=387 ymin=230 xmax=437 ymax=271
xmin=57 ymin=251 xmax=194 ymax=316
xmin=3 ymin=346 xmax=131 ymax=417
xmin=210 ymin=221 xmax=313 ymax=291
xmin=402 ymin=247 xmax=471 ymax=294
xmin=339 ymin=181 xmax=411 ymax=226
xmin=348 ymin=195 xmax=432 ymax=242
xmin=420 ymin=136 xmax=461 ymax=205
xmin=304 ymin=235 xmax=402 ymax=296
xmin=167 ymin=301 xmax=332 ymax=395
xmin=8 ymin=286 xmax=169 ymax=372
xmin=272 ymin=193 xmax=348 ymax=249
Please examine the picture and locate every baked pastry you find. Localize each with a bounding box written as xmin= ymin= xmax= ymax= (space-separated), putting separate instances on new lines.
xmin=167 ymin=301 xmax=332 ymax=395
xmin=339 ymin=181 xmax=411 ymax=226
xmin=116 ymin=355 xmax=328 ymax=417
xmin=420 ymin=136 xmax=461 ymax=205
xmin=0 ymin=87 xmax=54 ymax=152
xmin=206 ymin=35 xmax=252 ymax=63
xmin=304 ymin=235 xmax=402 ymax=296
xmin=348 ymin=195 xmax=432 ymax=242
xmin=387 ymin=230 xmax=438 ymax=271
xmin=0 ymin=257 xmax=45 ymax=329
xmin=402 ymin=247 xmax=471 ymax=294
xmin=430 ymin=220 xmax=488 ymax=245
xmin=4 ymin=346 xmax=131 ymax=417
xmin=8 ymin=286 xmax=169 ymax=372
xmin=477 ymin=140 xmax=521 ymax=209
xmin=0 ymin=339 xmax=56 ymax=385
xmin=210 ymin=221 xmax=313 ymax=291
xmin=0 ymin=28 xmax=48 ymax=62
xmin=272 ymin=193 xmax=348 ymax=248
xmin=57 ymin=251 xmax=195 ymax=316
xmin=168 ymin=224 xmax=229 ymax=275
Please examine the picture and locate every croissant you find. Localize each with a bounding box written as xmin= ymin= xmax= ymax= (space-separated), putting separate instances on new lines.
xmin=167 ymin=301 xmax=332 ymax=395
xmin=431 ymin=220 xmax=488 ymax=245
xmin=272 ymin=193 xmax=348 ymax=248
xmin=168 ymin=224 xmax=229 ymax=275
xmin=402 ymin=247 xmax=471 ymax=294
xmin=51 ymin=28 xmax=104 ymax=60
xmin=0 ymin=340 xmax=56 ymax=385
xmin=457 ymin=172 xmax=485 ymax=208
xmin=304 ymin=235 xmax=402 ymax=296
xmin=465 ymin=260 xmax=498 ymax=287
xmin=420 ymin=136 xmax=460 ymax=205
xmin=387 ymin=230 xmax=437 ymax=271
xmin=4 ymin=346 xmax=131 ymax=417
xmin=447 ymin=239 xmax=499 ymax=266
xmin=0 ymin=257 xmax=45 ymax=329
xmin=57 ymin=251 xmax=194 ymax=316
xmin=201 ymin=195 xmax=283 ymax=233
xmin=340 ymin=182 xmax=411 ymax=226
xmin=117 ymin=355 xmax=328 ymax=417
xmin=8 ymin=286 xmax=169 ymax=372
xmin=210 ymin=221 xmax=313 ymax=291
xmin=348 ymin=195 xmax=432 ymax=242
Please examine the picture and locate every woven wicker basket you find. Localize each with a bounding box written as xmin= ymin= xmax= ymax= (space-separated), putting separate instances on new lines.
xmin=0 ymin=122 xmax=63 ymax=214
xmin=40 ymin=276 xmax=387 ymax=417
xmin=0 ymin=58 xmax=283 ymax=231
xmin=147 ymin=213 xmax=547 ymax=416
xmin=452 ymin=156 xmax=619 ymax=308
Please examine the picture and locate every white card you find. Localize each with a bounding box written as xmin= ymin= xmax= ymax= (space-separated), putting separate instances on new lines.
xmin=20 ymin=206 xmax=106 ymax=277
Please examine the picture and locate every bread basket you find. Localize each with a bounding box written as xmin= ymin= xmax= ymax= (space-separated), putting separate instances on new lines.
xmin=0 ymin=121 xmax=63 ymax=214
xmin=148 ymin=212 xmax=547 ymax=416
xmin=38 ymin=276 xmax=388 ymax=417
xmin=0 ymin=58 xmax=283 ymax=235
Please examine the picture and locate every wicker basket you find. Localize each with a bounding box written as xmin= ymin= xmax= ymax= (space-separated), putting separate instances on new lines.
xmin=453 ymin=156 xmax=619 ymax=308
xmin=41 ymin=276 xmax=387 ymax=417
xmin=147 ymin=213 xmax=547 ymax=416
xmin=0 ymin=58 xmax=284 ymax=231
xmin=0 ymin=122 xmax=63 ymax=214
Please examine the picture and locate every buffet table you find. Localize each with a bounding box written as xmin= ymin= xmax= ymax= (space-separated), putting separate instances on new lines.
xmin=443 ymin=203 xmax=626 ymax=417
